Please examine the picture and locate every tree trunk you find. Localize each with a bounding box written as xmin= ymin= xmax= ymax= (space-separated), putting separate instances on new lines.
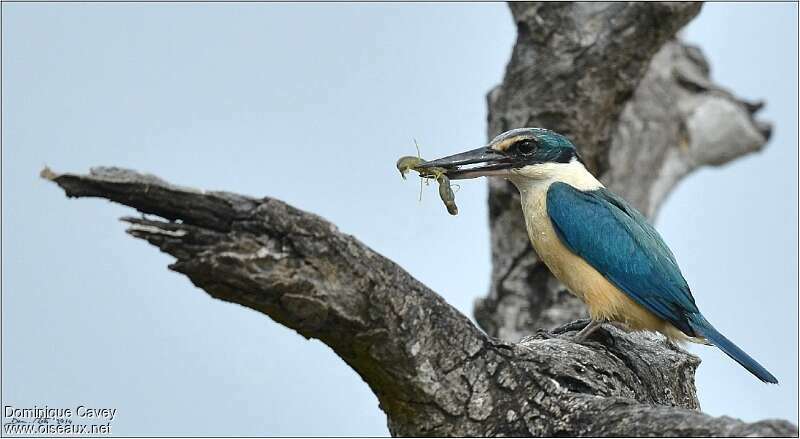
xmin=475 ymin=2 xmax=773 ymax=341
xmin=43 ymin=2 xmax=795 ymax=437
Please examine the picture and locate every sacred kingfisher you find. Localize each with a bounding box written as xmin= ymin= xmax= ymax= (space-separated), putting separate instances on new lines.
xmin=417 ymin=127 xmax=778 ymax=384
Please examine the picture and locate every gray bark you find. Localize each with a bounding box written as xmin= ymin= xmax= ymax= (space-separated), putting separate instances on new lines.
xmin=475 ymin=2 xmax=774 ymax=341
xmin=42 ymin=2 xmax=796 ymax=437
xmin=43 ymin=166 xmax=795 ymax=436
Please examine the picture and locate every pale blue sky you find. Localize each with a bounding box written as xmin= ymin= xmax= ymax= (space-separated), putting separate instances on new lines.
xmin=3 ymin=3 xmax=797 ymax=435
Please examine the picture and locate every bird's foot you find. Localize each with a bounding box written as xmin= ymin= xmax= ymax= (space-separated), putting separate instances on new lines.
xmin=571 ymin=320 xmax=604 ymax=343
xmin=532 ymin=319 xmax=590 ymax=341
xmin=538 ymin=319 xmax=619 ymax=348
xmin=549 ymin=318 xmax=592 ymax=336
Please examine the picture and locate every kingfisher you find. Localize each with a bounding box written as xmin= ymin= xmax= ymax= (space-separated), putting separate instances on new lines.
xmin=417 ymin=127 xmax=778 ymax=384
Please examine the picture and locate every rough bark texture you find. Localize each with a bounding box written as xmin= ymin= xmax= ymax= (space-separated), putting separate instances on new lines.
xmin=475 ymin=2 xmax=774 ymax=342
xmin=42 ymin=2 xmax=797 ymax=437
xmin=44 ymin=167 xmax=796 ymax=437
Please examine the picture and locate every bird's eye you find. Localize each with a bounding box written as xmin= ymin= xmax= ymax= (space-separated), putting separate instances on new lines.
xmin=514 ymin=140 xmax=536 ymax=155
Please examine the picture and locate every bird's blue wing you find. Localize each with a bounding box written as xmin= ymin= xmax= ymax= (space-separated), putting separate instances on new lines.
xmin=546 ymin=182 xmax=699 ymax=334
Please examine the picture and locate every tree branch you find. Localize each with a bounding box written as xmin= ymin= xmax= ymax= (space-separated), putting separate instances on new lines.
xmin=43 ymin=166 xmax=796 ymax=436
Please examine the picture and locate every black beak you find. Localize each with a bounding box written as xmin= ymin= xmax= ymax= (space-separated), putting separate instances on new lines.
xmin=416 ymin=146 xmax=513 ymax=180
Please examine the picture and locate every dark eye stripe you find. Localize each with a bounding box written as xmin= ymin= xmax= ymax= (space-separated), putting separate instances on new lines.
xmin=492 ymin=135 xmax=528 ymax=152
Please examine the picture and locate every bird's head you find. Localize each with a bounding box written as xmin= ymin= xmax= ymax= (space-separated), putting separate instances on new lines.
xmin=417 ymin=128 xmax=584 ymax=183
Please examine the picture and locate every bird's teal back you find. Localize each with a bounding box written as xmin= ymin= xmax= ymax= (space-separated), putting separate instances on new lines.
xmin=546 ymin=182 xmax=699 ymax=335
xmin=546 ymin=181 xmax=778 ymax=383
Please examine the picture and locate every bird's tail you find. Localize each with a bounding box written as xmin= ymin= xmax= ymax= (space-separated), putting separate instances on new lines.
xmin=687 ymin=313 xmax=778 ymax=384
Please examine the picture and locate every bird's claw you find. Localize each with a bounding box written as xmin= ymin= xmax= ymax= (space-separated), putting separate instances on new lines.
xmin=549 ymin=318 xmax=592 ymax=336
xmin=534 ymin=319 xmax=618 ymax=347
